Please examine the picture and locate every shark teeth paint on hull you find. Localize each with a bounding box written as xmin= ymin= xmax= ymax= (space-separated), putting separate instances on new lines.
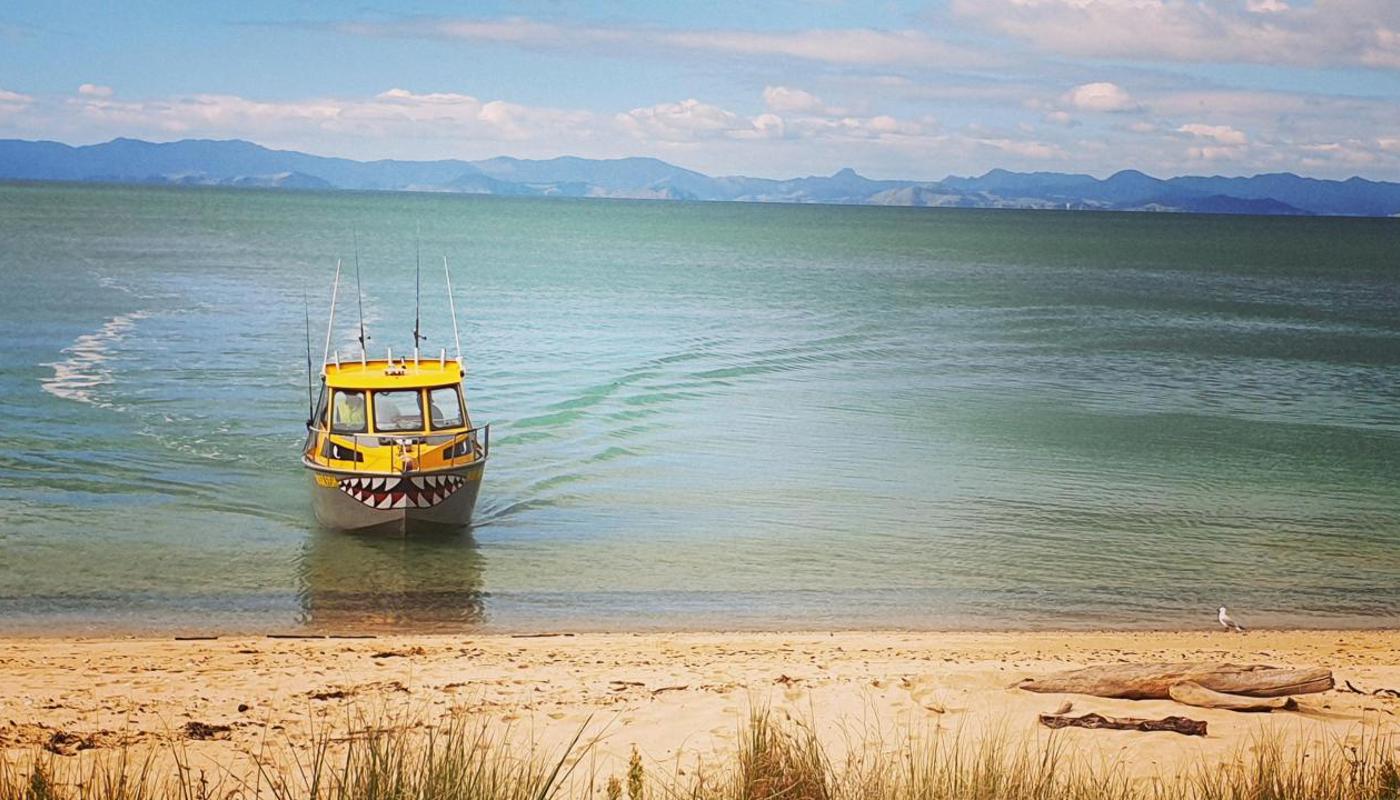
xmin=336 ymin=474 xmax=467 ymax=509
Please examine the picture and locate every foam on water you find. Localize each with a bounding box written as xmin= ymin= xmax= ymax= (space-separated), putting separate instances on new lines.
xmin=40 ymin=310 xmax=151 ymax=408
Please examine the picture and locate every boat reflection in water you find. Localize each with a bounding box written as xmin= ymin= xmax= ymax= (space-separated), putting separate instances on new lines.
xmin=295 ymin=525 xmax=486 ymax=631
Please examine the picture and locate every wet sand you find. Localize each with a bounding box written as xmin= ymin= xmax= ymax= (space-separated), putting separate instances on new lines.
xmin=2 ymin=630 xmax=1398 ymax=785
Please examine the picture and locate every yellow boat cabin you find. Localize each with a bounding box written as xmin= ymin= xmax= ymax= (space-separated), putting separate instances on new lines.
xmin=303 ymin=355 xmax=488 ymax=532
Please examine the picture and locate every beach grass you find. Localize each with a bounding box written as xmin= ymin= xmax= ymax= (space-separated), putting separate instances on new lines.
xmin=3 ymin=710 xmax=1398 ymax=800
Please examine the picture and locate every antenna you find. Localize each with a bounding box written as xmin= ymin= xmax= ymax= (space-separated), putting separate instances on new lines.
xmin=320 ymin=259 xmax=342 ymax=373
xmin=413 ymin=220 xmax=425 ymax=364
xmin=444 ymin=256 xmax=463 ymax=366
xmin=303 ymin=285 xmax=314 ymax=423
xmin=353 ymin=229 xmax=369 ymax=365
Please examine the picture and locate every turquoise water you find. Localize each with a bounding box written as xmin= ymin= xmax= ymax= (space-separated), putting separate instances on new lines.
xmin=1 ymin=182 xmax=1398 ymax=633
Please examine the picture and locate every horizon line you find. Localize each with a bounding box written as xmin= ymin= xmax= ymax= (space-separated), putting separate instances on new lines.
xmin=4 ymin=134 xmax=1395 ymax=187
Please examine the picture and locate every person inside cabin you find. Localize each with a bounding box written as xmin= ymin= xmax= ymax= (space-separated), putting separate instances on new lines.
xmin=373 ymin=390 xmax=423 ymax=431
xmin=332 ymin=390 xmax=366 ymax=433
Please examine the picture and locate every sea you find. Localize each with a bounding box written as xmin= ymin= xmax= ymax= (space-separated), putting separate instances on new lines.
xmin=1 ymin=182 xmax=1397 ymax=634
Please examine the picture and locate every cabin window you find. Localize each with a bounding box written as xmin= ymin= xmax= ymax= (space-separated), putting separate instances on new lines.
xmin=313 ymin=386 xmax=328 ymax=427
xmin=428 ymin=386 xmax=465 ymax=430
xmin=331 ymin=390 xmax=367 ymax=434
xmin=373 ymin=389 xmax=424 ymax=432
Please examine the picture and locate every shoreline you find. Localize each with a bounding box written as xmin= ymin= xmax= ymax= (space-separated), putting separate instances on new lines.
xmin=4 ymin=629 xmax=1398 ymax=783
xmin=5 ymin=614 xmax=1400 ymax=640
xmin=7 ymin=627 xmax=1400 ymax=640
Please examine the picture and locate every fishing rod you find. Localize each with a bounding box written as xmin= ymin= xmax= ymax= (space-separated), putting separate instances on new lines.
xmin=320 ymin=259 xmax=342 ymax=373
xmin=353 ymin=229 xmax=369 ymax=366
xmin=413 ymin=227 xmax=422 ymax=361
xmin=302 ymin=285 xmax=314 ymax=424
xmin=444 ymin=255 xmax=463 ymax=366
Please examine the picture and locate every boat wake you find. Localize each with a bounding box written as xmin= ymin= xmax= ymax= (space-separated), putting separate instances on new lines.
xmin=41 ymin=310 xmax=150 ymax=407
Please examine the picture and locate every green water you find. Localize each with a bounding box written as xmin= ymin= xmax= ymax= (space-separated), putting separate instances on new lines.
xmin=1 ymin=182 xmax=1397 ymax=633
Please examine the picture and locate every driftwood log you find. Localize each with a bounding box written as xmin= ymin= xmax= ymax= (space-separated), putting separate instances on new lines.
xmin=1038 ymin=712 xmax=1207 ymax=737
xmin=1168 ymin=681 xmax=1297 ymax=712
xmin=1015 ymin=662 xmax=1333 ymax=700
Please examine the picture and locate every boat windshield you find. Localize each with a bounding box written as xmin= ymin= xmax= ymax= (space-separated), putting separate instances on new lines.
xmin=331 ymin=390 xmax=366 ymax=433
xmin=373 ymin=389 xmax=424 ymax=432
xmin=313 ymin=386 xmax=328 ymax=427
xmin=428 ymin=386 xmax=465 ymax=430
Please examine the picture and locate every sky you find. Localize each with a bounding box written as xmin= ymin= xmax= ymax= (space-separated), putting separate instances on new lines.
xmin=2 ymin=0 xmax=1399 ymax=180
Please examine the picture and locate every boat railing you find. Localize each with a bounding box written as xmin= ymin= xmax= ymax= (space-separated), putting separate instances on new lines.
xmin=323 ymin=424 xmax=489 ymax=472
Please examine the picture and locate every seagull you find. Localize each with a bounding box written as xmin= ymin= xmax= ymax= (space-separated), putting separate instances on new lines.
xmin=1218 ymin=606 xmax=1245 ymax=632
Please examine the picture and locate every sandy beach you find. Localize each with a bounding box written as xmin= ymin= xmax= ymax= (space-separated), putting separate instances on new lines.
xmin=3 ymin=629 xmax=1397 ymax=788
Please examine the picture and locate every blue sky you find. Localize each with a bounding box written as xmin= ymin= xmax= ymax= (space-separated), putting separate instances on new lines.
xmin=2 ymin=0 xmax=1398 ymax=179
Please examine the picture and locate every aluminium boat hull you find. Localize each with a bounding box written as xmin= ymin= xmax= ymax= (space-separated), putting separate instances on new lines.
xmin=306 ymin=460 xmax=486 ymax=534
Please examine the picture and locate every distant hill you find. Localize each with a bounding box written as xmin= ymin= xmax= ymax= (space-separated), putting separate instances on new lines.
xmin=2 ymin=137 xmax=1398 ymax=217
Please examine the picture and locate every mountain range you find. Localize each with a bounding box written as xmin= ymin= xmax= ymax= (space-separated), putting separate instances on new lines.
xmin=3 ymin=137 xmax=1399 ymax=217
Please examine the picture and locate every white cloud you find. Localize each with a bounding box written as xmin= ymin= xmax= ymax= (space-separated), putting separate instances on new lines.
xmin=425 ymin=18 xmax=581 ymax=45
xmin=752 ymin=113 xmax=785 ymax=139
xmin=1367 ymin=27 xmax=1400 ymax=68
xmin=376 ymin=88 xmax=475 ymax=105
xmin=617 ymin=98 xmax=765 ymax=142
xmin=618 ymin=93 xmax=937 ymax=147
xmin=1144 ymin=87 xmax=1400 ymax=137
xmin=1174 ymin=123 xmax=1250 ymax=165
xmin=77 ymin=84 xmax=113 ymax=98
xmin=1185 ymin=146 xmax=1239 ymax=161
xmin=951 ymin=0 xmax=1400 ymax=69
xmin=762 ymin=86 xmax=832 ymax=115
xmin=0 ymin=88 xmax=33 ymax=114
xmin=976 ymin=136 xmax=1068 ymax=160
xmin=660 ymin=27 xmax=991 ymax=67
xmin=789 ymin=113 xmax=936 ymax=141
xmin=335 ymin=18 xmax=1000 ymax=68
xmin=1176 ymin=123 xmax=1249 ymax=145
xmin=1061 ymin=82 xmax=1138 ymax=112
xmin=50 ymin=87 xmax=601 ymax=150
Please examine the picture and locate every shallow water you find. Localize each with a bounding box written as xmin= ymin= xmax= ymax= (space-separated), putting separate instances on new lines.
xmin=1 ymin=183 xmax=1397 ymax=633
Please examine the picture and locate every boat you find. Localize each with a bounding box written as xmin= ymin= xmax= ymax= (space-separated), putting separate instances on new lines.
xmin=301 ymin=252 xmax=488 ymax=534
